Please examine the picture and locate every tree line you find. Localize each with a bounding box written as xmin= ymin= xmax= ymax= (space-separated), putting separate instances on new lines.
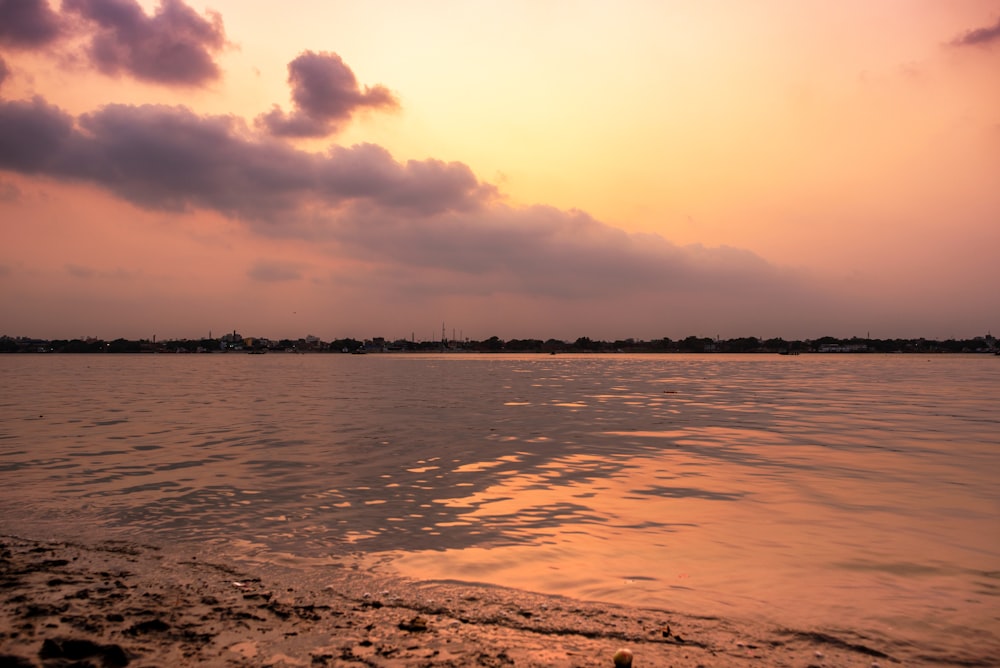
xmin=1 ymin=333 xmax=996 ymax=354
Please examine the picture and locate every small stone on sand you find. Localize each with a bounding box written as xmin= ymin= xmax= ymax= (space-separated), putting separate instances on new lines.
xmin=613 ymin=647 xmax=633 ymax=667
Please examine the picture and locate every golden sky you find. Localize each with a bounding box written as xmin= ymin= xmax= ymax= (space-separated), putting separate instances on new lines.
xmin=1 ymin=0 xmax=998 ymax=340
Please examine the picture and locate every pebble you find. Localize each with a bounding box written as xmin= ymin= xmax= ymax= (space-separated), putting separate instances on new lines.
xmin=613 ymin=648 xmax=633 ymax=667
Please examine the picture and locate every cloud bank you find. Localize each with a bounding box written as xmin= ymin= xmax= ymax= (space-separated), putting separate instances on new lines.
xmin=0 ymin=94 xmax=804 ymax=305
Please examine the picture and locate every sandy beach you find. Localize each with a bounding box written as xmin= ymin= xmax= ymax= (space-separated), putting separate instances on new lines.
xmin=0 ymin=534 xmax=940 ymax=668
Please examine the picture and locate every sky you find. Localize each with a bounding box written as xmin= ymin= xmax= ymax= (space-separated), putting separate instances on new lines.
xmin=1 ymin=0 xmax=998 ymax=342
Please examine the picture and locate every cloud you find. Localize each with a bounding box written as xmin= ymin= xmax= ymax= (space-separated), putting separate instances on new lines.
xmin=66 ymin=263 xmax=96 ymax=279
xmin=0 ymin=98 xmax=494 ymax=222
xmin=248 ymin=261 xmax=304 ymax=282
xmin=0 ymin=97 xmax=78 ymax=173
xmin=0 ymin=95 xmax=805 ymax=306
xmin=333 ymin=204 xmax=790 ymax=300
xmin=65 ymin=263 xmax=137 ymax=280
xmin=258 ymin=51 xmax=399 ymax=138
xmin=321 ymin=143 xmax=493 ymax=215
xmin=950 ymin=17 xmax=1000 ymax=47
xmin=62 ymin=0 xmax=226 ymax=85
xmin=0 ymin=0 xmax=63 ymax=49
xmin=0 ymin=56 xmax=8 ymax=89
xmin=0 ymin=178 xmax=20 ymax=202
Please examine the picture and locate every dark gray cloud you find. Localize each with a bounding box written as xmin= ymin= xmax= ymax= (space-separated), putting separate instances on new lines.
xmin=0 ymin=95 xmax=802 ymax=303
xmin=950 ymin=17 xmax=1000 ymax=47
xmin=62 ymin=0 xmax=225 ymax=85
xmin=0 ymin=0 xmax=63 ymax=49
xmin=0 ymin=55 xmax=9 ymax=88
xmin=259 ymin=51 xmax=398 ymax=138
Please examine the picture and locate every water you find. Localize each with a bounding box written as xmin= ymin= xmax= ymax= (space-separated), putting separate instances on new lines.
xmin=1 ymin=353 xmax=998 ymax=658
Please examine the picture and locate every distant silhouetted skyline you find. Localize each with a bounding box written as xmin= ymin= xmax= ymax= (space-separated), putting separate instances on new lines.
xmin=3 ymin=332 xmax=997 ymax=355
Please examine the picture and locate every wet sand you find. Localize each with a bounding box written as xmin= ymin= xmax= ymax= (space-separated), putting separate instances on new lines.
xmin=0 ymin=535 xmax=949 ymax=668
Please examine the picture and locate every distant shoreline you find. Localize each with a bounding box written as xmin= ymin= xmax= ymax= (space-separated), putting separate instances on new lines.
xmin=2 ymin=333 xmax=997 ymax=355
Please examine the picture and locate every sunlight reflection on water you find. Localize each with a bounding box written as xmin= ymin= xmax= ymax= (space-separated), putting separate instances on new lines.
xmin=1 ymin=353 xmax=998 ymax=654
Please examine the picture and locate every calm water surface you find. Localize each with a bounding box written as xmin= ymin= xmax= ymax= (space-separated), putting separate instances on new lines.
xmin=1 ymin=354 xmax=997 ymax=656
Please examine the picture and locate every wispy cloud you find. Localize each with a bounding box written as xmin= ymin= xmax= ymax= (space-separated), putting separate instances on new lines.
xmin=65 ymin=263 xmax=96 ymax=279
xmin=258 ymin=51 xmax=399 ymax=138
xmin=248 ymin=261 xmax=304 ymax=282
xmin=0 ymin=178 xmax=20 ymax=202
xmin=65 ymin=263 xmax=137 ymax=280
xmin=950 ymin=17 xmax=1000 ymax=47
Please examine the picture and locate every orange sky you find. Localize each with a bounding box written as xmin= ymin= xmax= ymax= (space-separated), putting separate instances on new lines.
xmin=1 ymin=0 xmax=998 ymax=340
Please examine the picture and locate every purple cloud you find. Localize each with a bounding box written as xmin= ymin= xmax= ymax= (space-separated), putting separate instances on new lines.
xmin=0 ymin=56 xmax=9 ymax=88
xmin=259 ymin=51 xmax=398 ymax=138
xmin=0 ymin=0 xmax=63 ymax=49
xmin=0 ymin=97 xmax=77 ymax=173
xmin=950 ymin=17 xmax=1000 ymax=47
xmin=62 ymin=0 xmax=226 ymax=86
xmin=321 ymin=144 xmax=490 ymax=215
xmin=0 ymin=98 xmax=492 ymax=221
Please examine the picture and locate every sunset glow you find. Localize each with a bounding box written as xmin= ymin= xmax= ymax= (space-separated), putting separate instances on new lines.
xmin=1 ymin=0 xmax=998 ymax=340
